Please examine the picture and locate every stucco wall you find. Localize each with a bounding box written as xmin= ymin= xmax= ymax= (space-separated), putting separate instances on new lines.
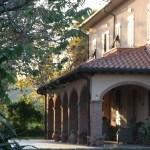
xmin=89 ymin=0 xmax=150 ymax=58
xmin=54 ymin=79 xmax=88 ymax=104
xmin=91 ymin=74 xmax=150 ymax=101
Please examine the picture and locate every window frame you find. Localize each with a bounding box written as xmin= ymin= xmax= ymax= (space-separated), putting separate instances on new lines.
xmin=147 ymin=4 xmax=150 ymax=44
xmin=127 ymin=14 xmax=134 ymax=47
xmin=102 ymin=30 xmax=110 ymax=54
xmin=115 ymin=22 xmax=121 ymax=47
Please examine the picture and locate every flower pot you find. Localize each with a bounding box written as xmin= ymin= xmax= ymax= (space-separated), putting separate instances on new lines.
xmin=79 ymin=132 xmax=87 ymax=144
xmin=52 ymin=131 xmax=60 ymax=142
xmin=54 ymin=133 xmax=60 ymax=142
xmin=60 ymin=131 xmax=68 ymax=143
xmin=69 ymin=131 xmax=77 ymax=144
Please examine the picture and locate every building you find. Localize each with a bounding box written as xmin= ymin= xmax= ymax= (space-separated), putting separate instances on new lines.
xmin=37 ymin=0 xmax=150 ymax=143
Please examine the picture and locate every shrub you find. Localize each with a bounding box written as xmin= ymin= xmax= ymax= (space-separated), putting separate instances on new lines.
xmin=138 ymin=118 xmax=150 ymax=143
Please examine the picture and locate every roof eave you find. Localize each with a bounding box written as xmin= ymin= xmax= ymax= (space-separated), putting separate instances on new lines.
xmin=37 ymin=67 xmax=150 ymax=95
xmin=79 ymin=0 xmax=126 ymax=29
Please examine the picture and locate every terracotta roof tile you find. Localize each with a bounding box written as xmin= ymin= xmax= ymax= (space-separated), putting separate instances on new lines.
xmin=37 ymin=46 xmax=150 ymax=94
xmin=78 ymin=46 xmax=150 ymax=72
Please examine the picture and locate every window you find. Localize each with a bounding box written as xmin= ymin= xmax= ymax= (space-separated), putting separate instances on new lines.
xmin=115 ymin=23 xmax=121 ymax=47
xmin=128 ymin=15 xmax=134 ymax=47
xmin=147 ymin=4 xmax=150 ymax=44
xmin=102 ymin=30 xmax=110 ymax=53
xmin=90 ymin=38 xmax=96 ymax=59
xmin=92 ymin=38 xmax=96 ymax=50
xmin=116 ymin=23 xmax=121 ymax=38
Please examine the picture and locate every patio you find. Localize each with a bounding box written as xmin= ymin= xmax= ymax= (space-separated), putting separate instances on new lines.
xmin=17 ymin=139 xmax=150 ymax=149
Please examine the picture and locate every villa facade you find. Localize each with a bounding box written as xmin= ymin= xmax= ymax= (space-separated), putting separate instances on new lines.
xmin=37 ymin=0 xmax=150 ymax=143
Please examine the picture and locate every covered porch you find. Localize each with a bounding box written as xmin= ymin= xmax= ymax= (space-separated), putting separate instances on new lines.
xmin=45 ymin=74 xmax=150 ymax=145
xmin=37 ymin=46 xmax=150 ymax=146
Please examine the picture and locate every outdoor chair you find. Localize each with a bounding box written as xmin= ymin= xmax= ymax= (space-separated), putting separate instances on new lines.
xmin=117 ymin=127 xmax=134 ymax=144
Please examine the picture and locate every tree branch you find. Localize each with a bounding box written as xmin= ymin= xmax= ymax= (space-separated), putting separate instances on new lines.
xmin=0 ymin=0 xmax=34 ymax=15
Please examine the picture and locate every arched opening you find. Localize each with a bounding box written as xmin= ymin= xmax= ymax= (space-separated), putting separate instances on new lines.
xmin=62 ymin=92 xmax=68 ymax=134
xmin=48 ymin=97 xmax=54 ymax=139
xmin=55 ymin=95 xmax=61 ymax=131
xmin=79 ymin=86 xmax=88 ymax=144
xmin=69 ymin=90 xmax=78 ymax=132
xmin=101 ymin=84 xmax=150 ymax=142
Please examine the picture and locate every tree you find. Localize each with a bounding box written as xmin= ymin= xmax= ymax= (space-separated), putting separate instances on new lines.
xmin=59 ymin=36 xmax=88 ymax=72
xmin=6 ymin=94 xmax=43 ymax=134
xmin=0 ymin=0 xmax=92 ymax=103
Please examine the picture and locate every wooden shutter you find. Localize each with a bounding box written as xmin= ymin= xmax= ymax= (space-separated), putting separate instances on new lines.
xmin=106 ymin=30 xmax=110 ymax=51
xmin=102 ymin=34 xmax=104 ymax=53
xmin=147 ymin=4 xmax=150 ymax=43
xmin=128 ymin=15 xmax=134 ymax=47
xmin=115 ymin=23 xmax=121 ymax=47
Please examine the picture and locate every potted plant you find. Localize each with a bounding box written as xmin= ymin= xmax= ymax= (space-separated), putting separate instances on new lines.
xmin=79 ymin=132 xmax=87 ymax=144
xmin=60 ymin=131 xmax=68 ymax=143
xmin=52 ymin=130 xmax=60 ymax=142
xmin=88 ymin=137 xmax=104 ymax=147
xmin=69 ymin=130 xmax=78 ymax=144
xmin=138 ymin=118 xmax=150 ymax=145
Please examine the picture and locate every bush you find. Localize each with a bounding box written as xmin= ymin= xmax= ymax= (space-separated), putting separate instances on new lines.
xmin=5 ymin=96 xmax=44 ymax=137
xmin=138 ymin=118 xmax=150 ymax=143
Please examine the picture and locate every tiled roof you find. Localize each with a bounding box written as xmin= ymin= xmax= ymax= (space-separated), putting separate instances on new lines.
xmin=37 ymin=46 xmax=150 ymax=94
xmin=78 ymin=46 xmax=150 ymax=73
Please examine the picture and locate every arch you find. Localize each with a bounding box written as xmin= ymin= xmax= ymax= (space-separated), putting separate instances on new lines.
xmin=54 ymin=94 xmax=61 ymax=131
xmin=78 ymin=85 xmax=88 ymax=144
xmin=69 ymin=89 xmax=78 ymax=132
xmin=101 ymin=82 xmax=150 ymax=140
xmin=48 ymin=97 xmax=54 ymax=139
xmin=100 ymin=81 xmax=150 ymax=101
xmin=62 ymin=92 xmax=68 ymax=134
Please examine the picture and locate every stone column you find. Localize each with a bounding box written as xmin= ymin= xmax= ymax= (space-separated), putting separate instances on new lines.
xmin=68 ymin=104 xmax=70 ymax=135
xmin=53 ymin=107 xmax=55 ymax=131
xmin=77 ymin=101 xmax=80 ymax=144
xmin=60 ymin=105 xmax=63 ymax=132
xmin=90 ymin=100 xmax=103 ymax=139
xmin=47 ymin=101 xmax=54 ymax=139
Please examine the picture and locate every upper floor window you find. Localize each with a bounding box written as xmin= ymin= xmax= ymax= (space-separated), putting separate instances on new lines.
xmin=127 ymin=15 xmax=134 ymax=47
xmin=90 ymin=38 xmax=96 ymax=59
xmin=147 ymin=4 xmax=150 ymax=44
xmin=102 ymin=30 xmax=110 ymax=53
xmin=115 ymin=22 xmax=121 ymax=47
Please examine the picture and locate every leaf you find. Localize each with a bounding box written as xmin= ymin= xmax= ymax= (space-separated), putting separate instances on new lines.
xmin=0 ymin=68 xmax=7 ymax=80
xmin=6 ymin=72 xmax=15 ymax=84
xmin=32 ymin=70 xmax=39 ymax=77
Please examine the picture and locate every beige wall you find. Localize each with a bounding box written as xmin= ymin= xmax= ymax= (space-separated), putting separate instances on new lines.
xmin=91 ymin=74 xmax=150 ymax=100
xmin=53 ymin=79 xmax=87 ymax=104
xmin=89 ymin=0 xmax=150 ymax=58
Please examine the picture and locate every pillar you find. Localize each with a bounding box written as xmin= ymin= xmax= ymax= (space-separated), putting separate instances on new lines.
xmin=90 ymin=100 xmax=103 ymax=139
xmin=61 ymin=106 xmax=63 ymax=131
xmin=77 ymin=101 xmax=80 ymax=144
xmin=47 ymin=99 xmax=54 ymax=139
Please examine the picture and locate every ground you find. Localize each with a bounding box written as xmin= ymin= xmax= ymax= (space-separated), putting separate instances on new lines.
xmin=16 ymin=139 xmax=150 ymax=149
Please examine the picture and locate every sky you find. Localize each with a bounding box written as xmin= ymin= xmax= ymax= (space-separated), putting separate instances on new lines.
xmin=83 ymin=0 xmax=105 ymax=10
xmin=39 ymin=0 xmax=104 ymax=10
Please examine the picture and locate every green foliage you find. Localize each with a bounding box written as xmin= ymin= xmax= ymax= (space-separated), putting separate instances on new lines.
xmin=0 ymin=0 xmax=92 ymax=102
xmin=0 ymin=111 xmax=38 ymax=149
xmin=54 ymin=130 xmax=60 ymax=134
xmin=70 ymin=130 xmax=77 ymax=134
xmin=5 ymin=95 xmax=43 ymax=136
xmin=138 ymin=118 xmax=150 ymax=143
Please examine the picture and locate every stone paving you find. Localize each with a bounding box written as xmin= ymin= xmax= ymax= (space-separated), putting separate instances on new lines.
xmin=16 ymin=139 xmax=150 ymax=149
